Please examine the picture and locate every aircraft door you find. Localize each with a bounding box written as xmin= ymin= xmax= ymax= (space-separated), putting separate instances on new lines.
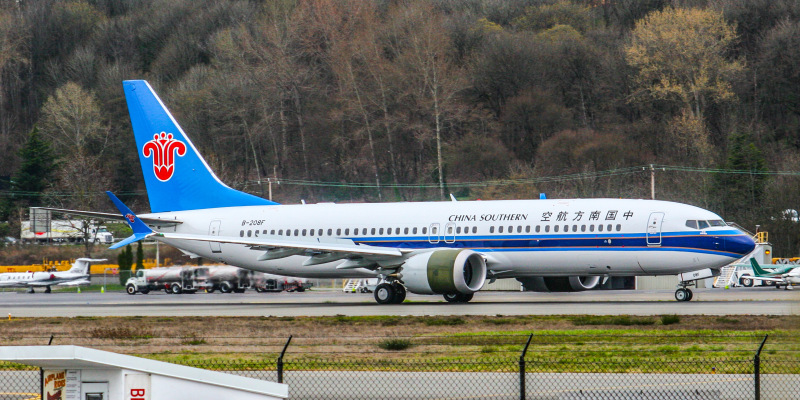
xmin=428 ymin=223 xmax=440 ymax=244
xmin=646 ymin=212 xmax=664 ymax=246
xmin=444 ymin=222 xmax=456 ymax=244
xmin=209 ymin=220 xmax=222 ymax=253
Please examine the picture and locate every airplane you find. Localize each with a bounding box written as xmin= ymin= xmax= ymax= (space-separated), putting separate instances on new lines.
xmin=0 ymin=258 xmax=105 ymax=293
xmin=39 ymin=80 xmax=756 ymax=304
xmin=746 ymin=258 xmax=798 ymax=290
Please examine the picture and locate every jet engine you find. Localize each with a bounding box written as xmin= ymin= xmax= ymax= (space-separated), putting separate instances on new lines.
xmin=400 ymin=249 xmax=486 ymax=294
xmin=516 ymin=276 xmax=601 ymax=292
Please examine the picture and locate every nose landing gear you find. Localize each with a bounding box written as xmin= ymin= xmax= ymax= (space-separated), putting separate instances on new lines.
xmin=674 ymin=281 xmax=695 ymax=302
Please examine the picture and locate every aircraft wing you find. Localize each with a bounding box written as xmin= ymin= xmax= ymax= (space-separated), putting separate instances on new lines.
xmin=156 ymin=232 xmax=408 ymax=257
xmin=30 ymin=207 xmax=182 ymax=226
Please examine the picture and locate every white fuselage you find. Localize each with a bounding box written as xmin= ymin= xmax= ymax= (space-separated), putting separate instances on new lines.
xmin=141 ymin=198 xmax=754 ymax=279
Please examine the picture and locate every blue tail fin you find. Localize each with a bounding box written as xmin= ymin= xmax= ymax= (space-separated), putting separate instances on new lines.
xmin=123 ymin=80 xmax=277 ymax=213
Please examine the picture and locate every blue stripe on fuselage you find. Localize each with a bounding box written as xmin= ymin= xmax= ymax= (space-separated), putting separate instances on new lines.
xmin=345 ymin=230 xmax=752 ymax=259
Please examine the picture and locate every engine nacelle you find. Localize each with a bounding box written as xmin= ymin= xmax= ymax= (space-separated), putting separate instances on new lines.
xmin=401 ymin=249 xmax=487 ymax=295
xmin=517 ymin=276 xmax=601 ymax=292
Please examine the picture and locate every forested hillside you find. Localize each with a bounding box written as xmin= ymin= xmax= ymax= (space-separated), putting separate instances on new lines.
xmin=0 ymin=0 xmax=799 ymax=253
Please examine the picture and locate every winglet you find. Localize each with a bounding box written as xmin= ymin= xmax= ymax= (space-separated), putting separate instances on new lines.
xmin=106 ymin=191 xmax=154 ymax=249
xmin=749 ymin=258 xmax=770 ymax=277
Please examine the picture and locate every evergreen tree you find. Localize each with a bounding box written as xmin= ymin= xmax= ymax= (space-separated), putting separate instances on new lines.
xmin=11 ymin=126 xmax=57 ymax=209
xmin=715 ymin=133 xmax=768 ymax=220
xmin=117 ymin=245 xmax=133 ymax=285
xmin=136 ymin=241 xmax=144 ymax=271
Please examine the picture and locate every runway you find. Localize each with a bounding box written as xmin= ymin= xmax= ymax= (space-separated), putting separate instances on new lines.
xmin=1 ymin=287 xmax=797 ymax=317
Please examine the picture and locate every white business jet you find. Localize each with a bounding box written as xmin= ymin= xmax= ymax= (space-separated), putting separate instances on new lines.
xmin=40 ymin=81 xmax=756 ymax=304
xmin=0 ymin=258 xmax=104 ymax=293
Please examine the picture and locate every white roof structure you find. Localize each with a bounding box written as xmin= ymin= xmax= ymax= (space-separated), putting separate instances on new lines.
xmin=0 ymin=345 xmax=288 ymax=398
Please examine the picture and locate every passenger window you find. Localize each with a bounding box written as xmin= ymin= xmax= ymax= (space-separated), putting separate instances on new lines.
xmin=490 ymin=226 xmax=495 ymax=233
xmin=517 ymin=226 xmax=522 ymax=233
xmin=545 ymin=225 xmax=550 ymax=232
xmin=319 ymin=229 xmax=324 ymax=236
xmin=456 ymin=227 xmax=461 ymax=234
xmin=564 ymin=225 xmax=569 ymax=232
xmin=525 ymin=226 xmax=530 ymax=233
xmin=698 ymin=221 xmax=710 ymax=229
xmin=370 ymin=228 xmax=375 ymax=235
xmin=581 ymin=225 xmax=586 ymax=232
xmin=240 ymin=230 xmax=244 ymax=237
xmin=279 ymin=229 xmax=284 ymax=235
xmin=337 ymin=228 xmax=342 ymax=236
xmin=685 ymin=220 xmax=698 ymax=229
xmin=254 ymin=230 xmax=259 ymax=237
xmin=294 ymin=229 xmax=299 ymax=236
xmin=508 ymin=225 xmax=513 ymax=233
xmin=247 ymin=230 xmax=252 ymax=237
xmin=327 ymin=228 xmax=332 ymax=236
xmin=499 ymin=226 xmax=504 ymax=233
xmin=345 ymin=229 xmax=350 ymax=235
xmin=616 ymin=224 xmax=621 ymax=231
xmin=472 ymin=227 xmax=477 ymax=234
xmin=573 ymin=225 xmax=578 ymax=232
xmin=554 ymin=225 xmax=559 ymax=232
xmin=404 ymin=227 xmax=409 ymax=234
xmin=422 ymin=227 xmax=427 ymax=234
xmin=379 ymin=228 xmax=384 ymax=235
xmin=535 ymin=225 xmax=540 ymax=233
xmin=396 ymin=228 xmax=400 ymax=235
xmin=589 ymin=225 xmax=595 ymax=232
xmin=598 ymin=225 xmax=603 ymax=232
xmin=413 ymin=227 xmax=418 ymax=234
xmin=302 ymin=229 xmax=307 ymax=236
xmin=269 ymin=230 xmax=274 ymax=235
xmin=607 ymin=224 xmax=612 ymax=232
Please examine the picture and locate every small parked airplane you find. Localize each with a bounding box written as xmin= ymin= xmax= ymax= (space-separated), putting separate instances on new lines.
xmin=747 ymin=258 xmax=798 ymax=290
xmin=38 ymin=80 xmax=756 ymax=303
xmin=0 ymin=258 xmax=105 ymax=293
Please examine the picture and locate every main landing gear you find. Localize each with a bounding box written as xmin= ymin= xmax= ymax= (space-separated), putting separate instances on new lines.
xmin=374 ymin=282 xmax=407 ymax=304
xmin=443 ymin=293 xmax=474 ymax=303
xmin=674 ymin=281 xmax=695 ymax=302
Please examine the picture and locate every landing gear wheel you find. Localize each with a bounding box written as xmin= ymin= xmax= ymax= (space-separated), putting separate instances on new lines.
xmin=374 ymin=283 xmax=396 ymax=304
xmin=391 ymin=283 xmax=406 ymax=304
xmin=44 ymin=286 xmax=51 ymax=294
xmin=126 ymin=284 xmax=137 ymax=295
xmin=675 ymin=288 xmax=690 ymax=302
xmin=170 ymin=283 xmax=183 ymax=294
xmin=685 ymin=289 xmax=693 ymax=301
xmin=443 ymin=293 xmax=474 ymax=303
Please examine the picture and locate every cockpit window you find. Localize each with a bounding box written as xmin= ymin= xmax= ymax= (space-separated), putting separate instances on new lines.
xmin=685 ymin=220 xmax=698 ymax=229
xmin=697 ymin=220 xmax=710 ymax=229
xmin=709 ymin=220 xmax=725 ymax=227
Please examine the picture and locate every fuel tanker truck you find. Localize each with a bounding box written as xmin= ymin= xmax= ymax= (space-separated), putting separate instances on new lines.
xmin=125 ymin=267 xmax=199 ymax=295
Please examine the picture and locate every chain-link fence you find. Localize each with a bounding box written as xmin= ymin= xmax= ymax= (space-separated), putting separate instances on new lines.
xmin=3 ymin=357 xmax=798 ymax=399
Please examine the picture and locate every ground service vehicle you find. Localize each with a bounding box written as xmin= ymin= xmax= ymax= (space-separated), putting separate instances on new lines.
xmin=21 ymin=220 xmax=114 ymax=244
xmin=125 ymin=267 xmax=200 ymax=294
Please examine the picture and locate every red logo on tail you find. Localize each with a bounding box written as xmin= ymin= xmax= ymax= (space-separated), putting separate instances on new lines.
xmin=143 ymin=132 xmax=187 ymax=182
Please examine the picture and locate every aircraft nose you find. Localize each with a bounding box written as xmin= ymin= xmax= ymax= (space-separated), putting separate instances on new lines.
xmin=725 ymin=232 xmax=756 ymax=255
